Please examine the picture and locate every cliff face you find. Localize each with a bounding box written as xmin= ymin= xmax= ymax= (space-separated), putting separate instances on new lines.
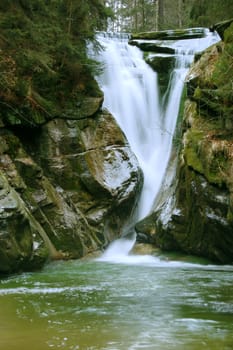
xmin=0 ymin=3 xmax=144 ymax=275
xmin=0 ymin=98 xmax=143 ymax=274
xmin=138 ymin=21 xmax=233 ymax=263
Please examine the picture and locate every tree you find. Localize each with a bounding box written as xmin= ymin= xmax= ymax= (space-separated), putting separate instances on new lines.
xmin=106 ymin=0 xmax=233 ymax=32
xmin=190 ymin=0 xmax=233 ymax=27
xmin=0 ymin=0 xmax=111 ymax=125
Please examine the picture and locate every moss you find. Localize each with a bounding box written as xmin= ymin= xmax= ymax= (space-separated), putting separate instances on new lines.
xmin=185 ymin=148 xmax=203 ymax=173
xmin=224 ymin=22 xmax=233 ymax=43
xmin=173 ymin=86 xmax=187 ymax=149
xmin=131 ymin=28 xmax=205 ymax=40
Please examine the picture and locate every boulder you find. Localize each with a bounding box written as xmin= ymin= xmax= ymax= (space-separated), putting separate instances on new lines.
xmin=0 ymin=108 xmax=143 ymax=274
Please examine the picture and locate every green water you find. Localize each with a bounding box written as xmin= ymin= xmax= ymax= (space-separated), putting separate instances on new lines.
xmin=0 ymin=253 xmax=232 ymax=350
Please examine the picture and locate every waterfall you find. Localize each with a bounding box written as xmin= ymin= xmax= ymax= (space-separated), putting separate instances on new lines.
xmin=94 ymin=29 xmax=220 ymax=259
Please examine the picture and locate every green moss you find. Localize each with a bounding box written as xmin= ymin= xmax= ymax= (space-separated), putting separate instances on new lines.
xmin=223 ymin=21 xmax=233 ymax=43
xmin=173 ymin=86 xmax=187 ymax=149
xmin=131 ymin=28 xmax=205 ymax=40
xmin=185 ymin=146 xmax=204 ymax=173
xmin=205 ymin=150 xmax=228 ymax=186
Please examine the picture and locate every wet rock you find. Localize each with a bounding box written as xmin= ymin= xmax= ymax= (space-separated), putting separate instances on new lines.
xmin=131 ymin=243 xmax=158 ymax=255
xmin=0 ymin=107 xmax=143 ymax=274
xmin=210 ymin=18 xmax=233 ymax=40
xmin=153 ymin=170 xmax=233 ymax=264
xmin=129 ymin=40 xmax=175 ymax=54
xmin=145 ymin=54 xmax=175 ymax=94
xmin=0 ymin=171 xmax=50 ymax=274
xmin=131 ymin=28 xmax=206 ymax=41
xmin=135 ymin=213 xmax=157 ymax=244
xmin=144 ymin=24 xmax=233 ymax=263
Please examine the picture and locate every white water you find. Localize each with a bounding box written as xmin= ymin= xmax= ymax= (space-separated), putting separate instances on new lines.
xmin=95 ymin=29 xmax=220 ymax=260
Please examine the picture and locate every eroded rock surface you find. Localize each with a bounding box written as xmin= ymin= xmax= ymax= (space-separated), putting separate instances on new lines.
xmin=135 ymin=22 xmax=233 ymax=263
xmin=0 ymin=105 xmax=143 ymax=274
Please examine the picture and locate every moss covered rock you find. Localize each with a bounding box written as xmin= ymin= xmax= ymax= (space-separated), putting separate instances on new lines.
xmin=131 ymin=28 xmax=206 ymax=41
xmin=136 ymin=21 xmax=233 ymax=264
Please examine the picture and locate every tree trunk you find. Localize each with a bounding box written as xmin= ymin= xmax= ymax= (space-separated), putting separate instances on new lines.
xmin=141 ymin=0 xmax=145 ymax=30
xmin=178 ymin=0 xmax=183 ymax=28
xmin=134 ymin=0 xmax=138 ymax=31
xmin=155 ymin=0 xmax=159 ymax=31
xmin=67 ymin=0 xmax=73 ymax=35
xmin=158 ymin=0 xmax=164 ymax=30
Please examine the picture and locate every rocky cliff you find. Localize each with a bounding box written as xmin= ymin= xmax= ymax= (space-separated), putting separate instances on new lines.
xmin=0 ymin=97 xmax=143 ymax=274
xmin=136 ymin=20 xmax=233 ymax=263
xmin=0 ymin=2 xmax=144 ymax=275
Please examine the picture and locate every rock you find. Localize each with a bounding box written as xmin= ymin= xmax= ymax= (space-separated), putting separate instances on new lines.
xmin=145 ymin=54 xmax=175 ymax=94
xmin=145 ymin=55 xmax=175 ymax=73
xmin=0 ymin=106 xmax=143 ymax=274
xmin=210 ymin=18 xmax=233 ymax=40
xmin=61 ymin=96 xmax=104 ymax=120
xmin=131 ymin=28 xmax=206 ymax=41
xmin=144 ymin=24 xmax=233 ymax=263
xmin=129 ymin=40 xmax=175 ymax=54
xmin=135 ymin=213 xmax=157 ymax=244
xmin=0 ymin=171 xmax=51 ymax=274
xmin=131 ymin=243 xmax=158 ymax=255
xmin=153 ymin=169 xmax=233 ymax=264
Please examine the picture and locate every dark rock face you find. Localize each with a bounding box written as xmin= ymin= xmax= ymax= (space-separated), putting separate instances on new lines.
xmin=129 ymin=40 xmax=175 ymax=54
xmin=153 ymin=169 xmax=233 ymax=263
xmin=135 ymin=22 xmax=233 ymax=264
xmin=145 ymin=55 xmax=175 ymax=95
xmin=0 ymin=101 xmax=143 ymax=274
xmin=210 ymin=18 xmax=233 ymax=39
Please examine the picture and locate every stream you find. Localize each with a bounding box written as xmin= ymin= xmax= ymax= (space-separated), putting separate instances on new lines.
xmin=0 ymin=256 xmax=233 ymax=349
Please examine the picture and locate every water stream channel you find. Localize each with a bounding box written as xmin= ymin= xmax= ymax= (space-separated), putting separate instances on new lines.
xmin=0 ymin=30 xmax=232 ymax=349
xmin=0 ymin=258 xmax=232 ymax=349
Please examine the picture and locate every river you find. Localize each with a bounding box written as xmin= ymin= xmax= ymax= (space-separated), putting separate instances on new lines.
xmin=0 ymin=254 xmax=233 ymax=349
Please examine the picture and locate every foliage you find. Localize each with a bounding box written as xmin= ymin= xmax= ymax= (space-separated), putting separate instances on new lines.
xmin=212 ymin=23 xmax=233 ymax=127
xmin=0 ymin=0 xmax=111 ymax=126
xmin=189 ymin=0 xmax=233 ymax=27
xmin=107 ymin=0 xmax=233 ymax=32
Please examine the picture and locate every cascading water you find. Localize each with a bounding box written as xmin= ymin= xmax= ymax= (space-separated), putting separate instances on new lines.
xmin=94 ymin=29 xmax=220 ymax=259
xmin=96 ymin=33 xmax=160 ymax=220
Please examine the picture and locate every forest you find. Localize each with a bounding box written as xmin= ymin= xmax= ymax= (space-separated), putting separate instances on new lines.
xmin=106 ymin=0 xmax=233 ymax=32
xmin=0 ymin=0 xmax=232 ymax=126
xmin=0 ymin=0 xmax=111 ymax=126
